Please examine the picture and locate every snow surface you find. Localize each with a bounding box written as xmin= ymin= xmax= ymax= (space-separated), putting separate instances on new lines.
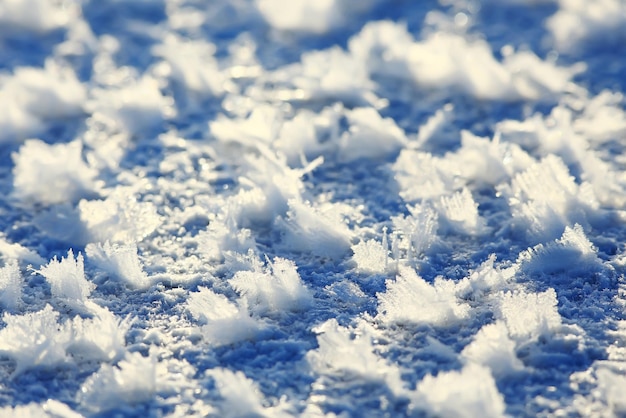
xmin=0 ymin=0 xmax=626 ymax=416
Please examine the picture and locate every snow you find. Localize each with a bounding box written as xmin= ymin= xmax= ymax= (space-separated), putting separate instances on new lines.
xmin=377 ymin=265 xmax=470 ymax=326
xmin=0 ymin=260 xmax=22 ymax=312
xmin=547 ymin=0 xmax=626 ymax=52
xmin=413 ymin=364 xmax=506 ymax=418
xmin=85 ymin=241 xmax=151 ymax=289
xmin=1 ymin=0 xmax=626 ymax=416
xmin=12 ymin=139 xmax=99 ymax=206
xmin=34 ymin=250 xmax=95 ymax=310
xmin=77 ymin=352 xmax=159 ymax=412
xmin=230 ymin=256 xmax=312 ymax=313
xmin=185 ymin=287 xmax=258 ymax=345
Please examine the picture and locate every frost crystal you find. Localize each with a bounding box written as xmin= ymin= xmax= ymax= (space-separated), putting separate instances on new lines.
xmin=78 ymin=191 xmax=161 ymax=244
xmin=338 ymin=107 xmax=408 ymax=162
xmin=66 ymin=304 xmax=132 ymax=362
xmin=0 ymin=260 xmax=22 ymax=311
xmin=0 ymin=303 xmax=130 ymax=376
xmin=209 ymin=368 xmax=291 ymax=417
xmin=307 ymin=318 xmax=405 ymax=395
xmin=276 ymin=199 xmax=354 ymax=259
xmin=0 ymin=305 xmax=67 ymax=376
xmin=351 ymin=239 xmax=388 ymax=274
xmin=437 ymin=188 xmax=486 ymax=235
xmin=496 ymin=288 xmax=562 ymax=340
xmin=461 ymin=321 xmax=524 ymax=377
xmin=12 ymin=139 xmax=98 ymax=205
xmin=377 ymin=265 xmax=470 ymax=326
xmin=78 ymin=352 xmax=158 ymax=411
xmin=86 ymin=241 xmax=151 ymax=289
xmin=231 ymin=256 xmax=312 ymax=313
xmin=36 ymin=249 xmax=95 ymax=308
xmin=186 ymin=287 xmax=258 ymax=345
xmin=391 ymin=205 xmax=439 ymax=262
xmin=500 ymin=155 xmax=597 ymax=241
xmin=517 ymin=224 xmax=604 ymax=275
xmin=413 ymin=364 xmax=506 ymax=418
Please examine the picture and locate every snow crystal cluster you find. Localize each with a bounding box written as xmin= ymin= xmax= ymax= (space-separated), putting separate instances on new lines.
xmin=0 ymin=0 xmax=625 ymax=416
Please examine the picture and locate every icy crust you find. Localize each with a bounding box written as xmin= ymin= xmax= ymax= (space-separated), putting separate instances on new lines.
xmin=0 ymin=0 xmax=626 ymax=417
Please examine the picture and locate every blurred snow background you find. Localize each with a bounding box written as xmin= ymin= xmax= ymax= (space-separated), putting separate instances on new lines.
xmin=0 ymin=0 xmax=626 ymax=416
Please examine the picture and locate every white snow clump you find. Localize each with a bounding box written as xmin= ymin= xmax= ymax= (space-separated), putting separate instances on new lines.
xmin=78 ymin=191 xmax=161 ymax=244
xmin=461 ymin=321 xmax=524 ymax=377
xmin=86 ymin=241 xmax=151 ymax=289
xmin=377 ymin=265 xmax=470 ymax=326
xmin=0 ymin=304 xmax=130 ymax=375
xmin=186 ymin=287 xmax=258 ymax=345
xmin=12 ymin=139 xmax=99 ymax=205
xmin=307 ymin=318 xmax=405 ymax=395
xmin=412 ymin=364 xmax=506 ymax=418
xmin=35 ymin=249 xmax=95 ymax=310
xmin=0 ymin=260 xmax=22 ymax=311
xmin=495 ymin=288 xmax=562 ymax=340
xmin=209 ymin=368 xmax=291 ymax=417
xmin=0 ymin=63 xmax=86 ymax=142
xmin=349 ymin=20 xmax=582 ymax=101
xmin=0 ymin=0 xmax=78 ymax=33
xmin=230 ymin=256 xmax=312 ymax=314
xmin=546 ymin=0 xmax=626 ymax=52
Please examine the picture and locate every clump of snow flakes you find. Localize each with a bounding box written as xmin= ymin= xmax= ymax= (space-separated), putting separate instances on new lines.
xmin=0 ymin=260 xmax=22 ymax=311
xmin=86 ymin=241 xmax=151 ymax=289
xmin=12 ymin=139 xmax=99 ymax=206
xmin=230 ymin=256 xmax=312 ymax=314
xmin=377 ymin=265 xmax=470 ymax=326
xmin=186 ymin=287 xmax=258 ymax=345
xmin=35 ymin=250 xmax=95 ymax=310
xmin=412 ymin=364 xmax=506 ymax=418
xmin=307 ymin=318 xmax=405 ymax=396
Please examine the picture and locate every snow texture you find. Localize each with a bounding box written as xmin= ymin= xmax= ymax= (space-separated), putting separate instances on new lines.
xmin=0 ymin=0 xmax=625 ymax=416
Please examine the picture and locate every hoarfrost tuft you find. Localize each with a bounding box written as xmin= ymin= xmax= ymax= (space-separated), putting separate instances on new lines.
xmin=35 ymin=250 xmax=95 ymax=309
xmin=0 ymin=260 xmax=22 ymax=312
xmin=413 ymin=364 xmax=506 ymax=418
xmin=186 ymin=287 xmax=258 ymax=345
xmin=13 ymin=139 xmax=99 ymax=205
xmin=230 ymin=256 xmax=312 ymax=314
xmin=377 ymin=265 xmax=470 ymax=326
xmin=86 ymin=241 xmax=151 ymax=289
xmin=307 ymin=318 xmax=405 ymax=395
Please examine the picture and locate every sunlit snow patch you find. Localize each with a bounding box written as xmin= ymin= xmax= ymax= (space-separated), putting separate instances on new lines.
xmin=86 ymin=241 xmax=152 ymax=290
xmin=498 ymin=155 xmax=599 ymax=242
xmin=34 ymin=250 xmax=95 ymax=311
xmin=209 ymin=368 xmax=291 ymax=417
xmin=0 ymin=62 xmax=86 ymax=142
xmin=186 ymin=287 xmax=258 ymax=345
xmin=348 ymin=20 xmax=582 ymax=101
xmin=307 ymin=318 xmax=405 ymax=396
xmin=547 ymin=0 xmax=626 ymax=52
xmin=0 ymin=304 xmax=130 ymax=376
xmin=411 ymin=364 xmax=506 ymax=418
xmin=377 ymin=265 xmax=470 ymax=327
xmin=0 ymin=260 xmax=22 ymax=312
xmin=230 ymin=256 xmax=312 ymax=314
xmin=12 ymin=139 xmax=99 ymax=206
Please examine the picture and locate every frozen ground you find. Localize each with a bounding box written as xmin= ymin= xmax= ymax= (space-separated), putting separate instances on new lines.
xmin=1 ymin=0 xmax=626 ymax=416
